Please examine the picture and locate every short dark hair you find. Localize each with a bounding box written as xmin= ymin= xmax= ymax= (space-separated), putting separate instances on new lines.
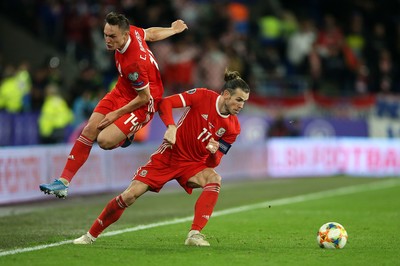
xmin=222 ymin=69 xmax=250 ymax=94
xmin=105 ymin=12 xmax=130 ymax=32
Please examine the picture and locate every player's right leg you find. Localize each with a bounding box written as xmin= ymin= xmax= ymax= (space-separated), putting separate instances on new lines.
xmin=184 ymin=168 xmax=221 ymax=246
xmin=39 ymin=113 xmax=103 ymax=198
xmin=73 ymin=180 xmax=149 ymax=244
xmin=184 ymin=230 xmax=210 ymax=246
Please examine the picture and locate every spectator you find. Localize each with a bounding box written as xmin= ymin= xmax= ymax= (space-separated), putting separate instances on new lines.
xmin=197 ymin=37 xmax=228 ymax=90
xmin=365 ymin=22 xmax=389 ymax=71
xmin=224 ymin=46 xmax=246 ymax=80
xmin=227 ymin=1 xmax=250 ymax=36
xmin=71 ymin=89 xmax=97 ymax=128
xmin=0 ymin=63 xmax=31 ymax=113
xmin=315 ymin=14 xmax=344 ymax=58
xmin=15 ymin=61 xmax=32 ymax=112
xmin=172 ymin=0 xmax=200 ymax=30
xmin=345 ymin=13 xmax=366 ymax=60
xmin=369 ymin=49 xmax=400 ymax=94
xmin=286 ymin=18 xmax=317 ymax=75
xmin=310 ymin=15 xmax=359 ymax=96
xmin=38 ymin=83 xmax=74 ymax=144
xmin=63 ymin=4 xmax=91 ymax=62
xmin=258 ymin=10 xmax=283 ymax=47
xmin=30 ymin=65 xmax=50 ymax=112
xmin=354 ymin=58 xmax=370 ymax=94
xmin=37 ymin=0 xmax=64 ymax=48
xmin=258 ymin=45 xmax=286 ymax=79
xmin=69 ymin=65 xmax=102 ymax=106
xmin=162 ymin=35 xmax=199 ymax=94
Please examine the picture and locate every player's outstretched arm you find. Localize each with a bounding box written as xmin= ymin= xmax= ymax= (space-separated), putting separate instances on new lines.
xmin=145 ymin=20 xmax=188 ymax=42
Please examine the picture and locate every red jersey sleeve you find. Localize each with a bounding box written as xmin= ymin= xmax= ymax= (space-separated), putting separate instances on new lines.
xmin=159 ymin=89 xmax=208 ymax=126
xmin=136 ymin=26 xmax=145 ymax=39
xmin=178 ymin=88 xmax=207 ymax=107
xmin=158 ymin=93 xmax=186 ymax=126
xmin=124 ymin=61 xmax=149 ymax=91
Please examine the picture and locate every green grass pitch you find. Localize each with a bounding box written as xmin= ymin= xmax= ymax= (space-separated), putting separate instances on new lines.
xmin=0 ymin=176 xmax=399 ymax=266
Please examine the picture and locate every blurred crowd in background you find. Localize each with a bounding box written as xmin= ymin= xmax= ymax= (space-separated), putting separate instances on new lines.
xmin=1 ymin=0 xmax=400 ymax=144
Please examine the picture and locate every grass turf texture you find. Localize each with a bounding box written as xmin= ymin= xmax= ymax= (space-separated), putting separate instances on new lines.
xmin=0 ymin=176 xmax=399 ymax=265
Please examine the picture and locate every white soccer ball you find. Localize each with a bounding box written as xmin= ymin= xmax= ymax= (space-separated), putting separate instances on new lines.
xmin=317 ymin=222 xmax=348 ymax=249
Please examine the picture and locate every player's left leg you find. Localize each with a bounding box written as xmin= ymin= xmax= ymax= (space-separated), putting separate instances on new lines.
xmin=184 ymin=168 xmax=221 ymax=246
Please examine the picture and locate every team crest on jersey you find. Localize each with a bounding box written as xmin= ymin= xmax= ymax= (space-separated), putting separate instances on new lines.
xmin=139 ymin=170 xmax=148 ymax=177
xmin=128 ymin=72 xmax=139 ymax=81
xmin=186 ymin=89 xmax=196 ymax=94
xmin=216 ymin=127 xmax=226 ymax=137
xmin=128 ymin=72 xmax=144 ymax=86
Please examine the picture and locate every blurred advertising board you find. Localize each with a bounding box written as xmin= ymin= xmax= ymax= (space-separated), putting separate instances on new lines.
xmin=0 ymin=142 xmax=267 ymax=204
xmin=267 ymin=138 xmax=400 ymax=178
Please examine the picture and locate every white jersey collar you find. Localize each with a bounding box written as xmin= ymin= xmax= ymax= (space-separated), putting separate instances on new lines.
xmin=117 ymin=35 xmax=131 ymax=54
xmin=216 ymin=95 xmax=229 ymax=118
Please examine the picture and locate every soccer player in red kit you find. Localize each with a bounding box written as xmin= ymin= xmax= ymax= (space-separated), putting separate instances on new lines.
xmin=73 ymin=70 xmax=250 ymax=246
xmin=39 ymin=12 xmax=188 ymax=198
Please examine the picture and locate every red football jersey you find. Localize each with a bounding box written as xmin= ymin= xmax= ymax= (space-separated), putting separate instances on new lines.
xmin=113 ymin=25 xmax=164 ymax=112
xmin=164 ymin=88 xmax=241 ymax=165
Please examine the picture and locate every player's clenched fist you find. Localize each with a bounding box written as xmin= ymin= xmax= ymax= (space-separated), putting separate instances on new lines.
xmin=206 ymin=138 xmax=219 ymax=154
xmin=172 ymin=20 xmax=188 ymax=33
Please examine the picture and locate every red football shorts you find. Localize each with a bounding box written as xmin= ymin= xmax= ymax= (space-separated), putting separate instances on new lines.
xmin=133 ymin=148 xmax=208 ymax=194
xmin=94 ymin=91 xmax=154 ymax=136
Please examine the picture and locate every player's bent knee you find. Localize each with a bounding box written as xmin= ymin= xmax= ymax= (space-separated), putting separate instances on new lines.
xmin=121 ymin=188 xmax=142 ymax=206
xmin=81 ymin=125 xmax=99 ymax=141
xmin=188 ymin=168 xmax=221 ymax=187
xmin=97 ymin=139 xmax=113 ymax=150
xmin=121 ymin=192 xmax=136 ymax=206
xmin=206 ymin=172 xmax=222 ymax=185
xmin=121 ymin=181 xmax=149 ymax=205
xmin=97 ymin=136 xmax=118 ymax=150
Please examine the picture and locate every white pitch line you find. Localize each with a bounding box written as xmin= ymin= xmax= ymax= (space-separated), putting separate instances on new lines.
xmin=0 ymin=178 xmax=399 ymax=257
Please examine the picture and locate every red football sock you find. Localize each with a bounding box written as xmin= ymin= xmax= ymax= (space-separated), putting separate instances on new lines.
xmin=61 ymin=134 xmax=93 ymax=182
xmin=191 ymin=183 xmax=220 ymax=231
xmin=89 ymin=195 xmax=128 ymax=238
